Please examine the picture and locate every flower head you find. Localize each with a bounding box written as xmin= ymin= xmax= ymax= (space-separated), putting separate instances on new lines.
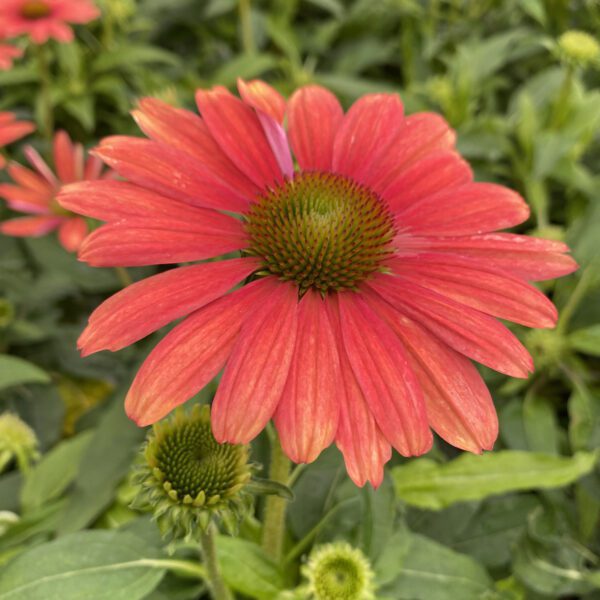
xmin=61 ymin=80 xmax=578 ymax=487
xmin=0 ymin=130 xmax=111 ymax=252
xmin=0 ymin=43 xmax=22 ymax=70
xmin=0 ymin=412 xmax=39 ymax=473
xmin=302 ymin=542 xmax=376 ymax=600
xmin=557 ymin=30 xmax=600 ymax=68
xmin=133 ymin=404 xmax=253 ymax=541
xmin=0 ymin=0 xmax=100 ymax=44
xmin=0 ymin=111 xmax=34 ymax=169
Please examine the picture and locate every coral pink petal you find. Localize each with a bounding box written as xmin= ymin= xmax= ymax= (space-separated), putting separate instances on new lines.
xmin=0 ymin=120 xmax=35 ymax=146
xmin=78 ymin=215 xmax=248 ymax=267
xmin=0 ymin=184 xmax=51 ymax=213
xmin=396 ymin=183 xmax=530 ymax=236
xmin=212 ymin=280 xmax=299 ymax=445
xmin=7 ymin=163 xmax=53 ymax=196
xmin=79 ymin=257 xmax=259 ymax=356
xmin=366 ymin=290 xmax=498 ymax=453
xmin=388 ymin=254 xmax=558 ymax=328
xmin=24 ymin=146 xmax=58 ymax=186
xmin=94 ymin=137 xmax=248 ymax=214
xmin=365 ymin=112 xmax=456 ymax=193
xmin=53 ymin=131 xmax=78 ymax=183
xmin=1 ymin=215 xmax=62 ymax=237
xmin=274 ymin=290 xmax=340 ymax=464
xmin=133 ymin=98 xmax=258 ymax=199
xmin=125 ymin=279 xmax=273 ymax=426
xmin=384 ymin=151 xmax=472 ymax=213
xmin=337 ymin=292 xmax=432 ymax=456
xmin=84 ymin=155 xmax=104 ymax=180
xmin=58 ymin=217 xmax=88 ymax=252
xmin=369 ymin=276 xmax=534 ymax=378
xmin=196 ymin=87 xmax=283 ymax=189
xmin=327 ymin=302 xmax=391 ymax=488
xmin=332 ymin=94 xmax=404 ymax=184
xmin=396 ymin=233 xmax=578 ymax=281
xmin=287 ymin=85 xmax=343 ymax=172
xmin=237 ymin=79 xmax=286 ymax=122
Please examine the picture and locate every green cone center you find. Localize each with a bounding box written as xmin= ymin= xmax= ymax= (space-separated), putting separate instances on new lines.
xmin=315 ymin=557 xmax=363 ymax=599
xmin=155 ymin=421 xmax=243 ymax=500
xmin=21 ymin=1 xmax=52 ymax=18
xmin=246 ymin=171 xmax=396 ymax=293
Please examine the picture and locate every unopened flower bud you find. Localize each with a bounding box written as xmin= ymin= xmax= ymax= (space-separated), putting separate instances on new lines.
xmin=557 ymin=30 xmax=600 ymax=68
xmin=0 ymin=412 xmax=39 ymax=473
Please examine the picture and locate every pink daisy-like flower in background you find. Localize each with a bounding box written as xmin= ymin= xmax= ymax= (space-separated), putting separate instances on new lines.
xmin=0 ymin=0 xmax=100 ymax=44
xmin=0 ymin=111 xmax=34 ymax=169
xmin=1 ymin=130 xmax=111 ymax=252
xmin=59 ymin=80 xmax=577 ymax=487
xmin=0 ymin=43 xmax=23 ymax=70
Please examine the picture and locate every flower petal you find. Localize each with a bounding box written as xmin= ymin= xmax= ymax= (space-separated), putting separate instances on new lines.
xmin=79 ymin=257 xmax=259 ymax=356
xmin=337 ymin=292 xmax=432 ymax=456
xmin=287 ymin=85 xmax=344 ymax=171
xmin=396 ymin=183 xmax=530 ymax=235
xmin=53 ymin=130 xmax=82 ymax=183
xmin=212 ymin=280 xmax=298 ymax=445
xmin=196 ymin=87 xmax=283 ymax=189
xmin=1 ymin=215 xmax=62 ymax=237
xmin=0 ymin=183 xmax=51 ymax=214
xmin=58 ymin=217 xmax=88 ymax=252
xmin=274 ymin=290 xmax=340 ymax=463
xmin=125 ymin=279 xmax=272 ymax=426
xmin=237 ymin=79 xmax=286 ymax=122
xmin=0 ymin=119 xmax=35 ymax=146
xmin=369 ymin=276 xmax=534 ymax=378
xmin=7 ymin=163 xmax=53 ymax=196
xmin=332 ymin=94 xmax=404 ymax=184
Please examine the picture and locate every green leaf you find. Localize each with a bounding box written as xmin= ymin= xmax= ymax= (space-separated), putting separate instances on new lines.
xmin=21 ymin=431 xmax=93 ymax=513
xmin=392 ymin=451 xmax=597 ymax=510
xmin=0 ymin=530 xmax=166 ymax=600
xmin=216 ymin=537 xmax=284 ymax=599
xmin=0 ymin=356 xmax=49 ymax=391
xmin=522 ymin=394 xmax=559 ymax=454
xmin=569 ymin=325 xmax=600 ymax=357
xmin=378 ymin=531 xmax=494 ymax=600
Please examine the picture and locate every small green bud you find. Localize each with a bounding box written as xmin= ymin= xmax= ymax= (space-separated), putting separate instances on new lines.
xmin=302 ymin=542 xmax=376 ymax=600
xmin=557 ymin=30 xmax=600 ymax=68
xmin=0 ymin=413 xmax=39 ymax=474
xmin=132 ymin=405 xmax=254 ymax=542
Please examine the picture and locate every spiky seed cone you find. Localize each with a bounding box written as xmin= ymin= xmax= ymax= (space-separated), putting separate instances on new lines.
xmin=558 ymin=30 xmax=600 ymax=68
xmin=133 ymin=404 xmax=253 ymax=542
xmin=0 ymin=412 xmax=39 ymax=474
xmin=302 ymin=542 xmax=376 ymax=600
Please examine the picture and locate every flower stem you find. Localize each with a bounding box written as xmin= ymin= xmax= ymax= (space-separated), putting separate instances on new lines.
xmin=35 ymin=44 xmax=53 ymax=140
xmin=261 ymin=430 xmax=291 ymax=562
xmin=239 ymin=0 xmax=255 ymax=54
xmin=556 ymin=264 xmax=596 ymax=334
xmin=114 ymin=266 xmax=133 ymax=287
xmin=550 ymin=65 xmax=574 ymax=130
xmin=199 ymin=523 xmax=232 ymax=600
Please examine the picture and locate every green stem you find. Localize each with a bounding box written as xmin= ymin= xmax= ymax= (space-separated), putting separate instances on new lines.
xmin=35 ymin=44 xmax=53 ymax=140
xmin=556 ymin=264 xmax=596 ymax=335
xmin=239 ymin=0 xmax=255 ymax=54
xmin=114 ymin=266 xmax=133 ymax=287
xmin=261 ymin=431 xmax=291 ymax=563
xmin=549 ymin=66 xmax=574 ymax=130
xmin=200 ymin=523 xmax=232 ymax=600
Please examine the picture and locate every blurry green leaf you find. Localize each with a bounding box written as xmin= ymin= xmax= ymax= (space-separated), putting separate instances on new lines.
xmin=0 ymin=356 xmax=49 ymax=391
xmin=217 ymin=536 xmax=284 ymax=599
xmin=21 ymin=431 xmax=93 ymax=513
xmin=61 ymin=96 xmax=95 ymax=132
xmin=211 ymin=53 xmax=279 ymax=88
xmin=392 ymin=451 xmax=597 ymax=510
xmin=569 ymin=325 xmax=600 ymax=357
xmin=0 ymin=530 xmax=166 ymax=600
xmin=305 ymin=0 xmax=344 ymax=18
xmin=523 ymin=394 xmax=559 ymax=454
xmin=93 ymin=45 xmax=180 ymax=72
xmin=568 ymin=387 xmax=600 ymax=452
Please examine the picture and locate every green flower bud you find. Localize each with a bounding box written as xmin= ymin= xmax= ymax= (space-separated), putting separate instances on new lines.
xmin=557 ymin=30 xmax=600 ymax=68
xmin=303 ymin=542 xmax=376 ymax=600
xmin=0 ymin=413 xmax=39 ymax=474
xmin=133 ymin=405 xmax=253 ymax=542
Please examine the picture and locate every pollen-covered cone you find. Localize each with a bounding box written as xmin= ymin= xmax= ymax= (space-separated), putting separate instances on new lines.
xmin=60 ymin=80 xmax=578 ymax=487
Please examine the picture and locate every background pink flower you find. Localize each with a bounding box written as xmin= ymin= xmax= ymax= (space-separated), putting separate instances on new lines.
xmin=1 ymin=130 xmax=111 ymax=252
xmin=60 ymin=82 xmax=577 ymax=487
xmin=0 ymin=43 xmax=22 ymax=69
xmin=0 ymin=0 xmax=100 ymax=44
xmin=0 ymin=111 xmax=34 ymax=169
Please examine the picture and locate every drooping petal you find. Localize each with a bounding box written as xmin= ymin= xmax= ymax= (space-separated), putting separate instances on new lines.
xmin=287 ymin=85 xmax=344 ymax=171
xmin=78 ymin=216 xmax=248 ymax=267
xmin=384 ymin=151 xmax=472 ymax=213
xmin=388 ymin=254 xmax=557 ymax=328
xmin=94 ymin=137 xmax=249 ymax=214
xmin=237 ymin=79 xmax=286 ymax=122
xmin=79 ymin=257 xmax=259 ymax=355
xmin=274 ymin=290 xmax=340 ymax=464
xmin=327 ymin=302 xmax=391 ymax=488
xmin=196 ymin=87 xmax=283 ymax=189
xmin=396 ymin=183 xmax=530 ymax=236
xmin=394 ymin=233 xmax=578 ymax=281
xmin=337 ymin=292 xmax=432 ymax=456
xmin=212 ymin=280 xmax=299 ymax=445
xmin=366 ymin=290 xmax=498 ymax=453
xmin=369 ymin=276 xmax=534 ymax=378
xmin=125 ymin=279 xmax=273 ymax=426
xmin=132 ymin=98 xmax=259 ymax=199
xmin=1 ymin=215 xmax=62 ymax=237
xmin=58 ymin=217 xmax=88 ymax=252
xmin=332 ymin=94 xmax=404 ymax=184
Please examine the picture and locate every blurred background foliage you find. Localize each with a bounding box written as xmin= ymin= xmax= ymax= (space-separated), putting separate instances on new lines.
xmin=0 ymin=0 xmax=599 ymax=599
